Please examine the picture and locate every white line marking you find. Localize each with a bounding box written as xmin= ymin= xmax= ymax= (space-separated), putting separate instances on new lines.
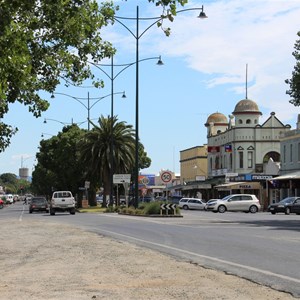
xmin=99 ymin=228 xmax=300 ymax=284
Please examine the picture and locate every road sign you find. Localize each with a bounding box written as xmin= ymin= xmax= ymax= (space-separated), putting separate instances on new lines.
xmin=161 ymin=171 xmax=172 ymax=183
xmin=84 ymin=181 xmax=90 ymax=189
xmin=160 ymin=204 xmax=177 ymax=210
xmin=113 ymin=174 xmax=131 ymax=184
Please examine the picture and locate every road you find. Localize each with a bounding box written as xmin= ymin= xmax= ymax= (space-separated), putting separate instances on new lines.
xmin=2 ymin=202 xmax=300 ymax=297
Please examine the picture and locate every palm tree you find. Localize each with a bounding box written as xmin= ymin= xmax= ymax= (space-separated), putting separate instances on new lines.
xmin=80 ymin=115 xmax=135 ymax=206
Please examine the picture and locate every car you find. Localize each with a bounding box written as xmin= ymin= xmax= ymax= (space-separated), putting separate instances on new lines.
xmin=204 ymin=199 xmax=218 ymax=211
xmin=178 ymin=198 xmax=206 ymax=210
xmin=267 ymin=197 xmax=300 ymax=214
xmin=0 ymin=198 xmax=4 ymax=209
xmin=50 ymin=191 xmax=76 ymax=215
xmin=96 ymin=196 xmax=103 ymax=205
xmin=5 ymin=194 xmax=14 ymax=204
xmin=285 ymin=198 xmax=300 ymax=215
xmin=29 ymin=197 xmax=49 ymax=213
xmin=205 ymin=194 xmax=261 ymax=213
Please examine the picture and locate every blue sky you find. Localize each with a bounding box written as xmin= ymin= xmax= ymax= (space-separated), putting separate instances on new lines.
xmin=1 ymin=0 xmax=300 ymax=177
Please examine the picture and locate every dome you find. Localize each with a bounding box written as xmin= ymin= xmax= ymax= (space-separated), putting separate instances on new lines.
xmin=233 ymin=99 xmax=261 ymax=115
xmin=205 ymin=112 xmax=228 ymax=126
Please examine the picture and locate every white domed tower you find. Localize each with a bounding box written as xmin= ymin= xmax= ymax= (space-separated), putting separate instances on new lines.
xmin=232 ymin=99 xmax=262 ymax=127
xmin=205 ymin=112 xmax=228 ymax=136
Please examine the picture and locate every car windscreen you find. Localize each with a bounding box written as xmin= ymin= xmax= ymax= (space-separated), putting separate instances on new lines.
xmin=280 ymin=197 xmax=295 ymax=204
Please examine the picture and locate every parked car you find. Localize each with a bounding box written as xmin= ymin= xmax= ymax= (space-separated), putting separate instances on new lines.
xmin=285 ymin=198 xmax=300 ymax=215
xmin=29 ymin=197 xmax=49 ymax=213
xmin=0 ymin=198 xmax=4 ymax=209
xmin=178 ymin=198 xmax=206 ymax=210
xmin=5 ymin=194 xmax=14 ymax=204
xmin=267 ymin=197 xmax=300 ymax=214
xmin=205 ymin=194 xmax=261 ymax=213
xmin=204 ymin=199 xmax=218 ymax=211
xmin=96 ymin=196 xmax=103 ymax=205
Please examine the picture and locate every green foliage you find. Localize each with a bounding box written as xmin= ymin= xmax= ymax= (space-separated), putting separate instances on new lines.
xmin=80 ymin=116 xmax=136 ymax=205
xmin=286 ymin=31 xmax=300 ymax=106
xmin=31 ymin=124 xmax=87 ymax=197
xmin=0 ymin=173 xmax=30 ymax=194
xmin=0 ymin=0 xmax=116 ymax=151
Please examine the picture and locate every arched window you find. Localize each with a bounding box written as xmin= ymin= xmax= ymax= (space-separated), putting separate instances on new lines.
xmin=246 ymin=119 xmax=251 ymax=124
xmin=263 ymin=151 xmax=280 ymax=163
xmin=238 ymin=119 xmax=243 ymax=124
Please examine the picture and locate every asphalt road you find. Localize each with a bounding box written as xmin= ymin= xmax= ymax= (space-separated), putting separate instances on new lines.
xmin=2 ymin=202 xmax=300 ymax=297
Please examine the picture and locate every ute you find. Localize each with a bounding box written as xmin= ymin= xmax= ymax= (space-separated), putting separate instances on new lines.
xmin=50 ymin=191 xmax=76 ymax=215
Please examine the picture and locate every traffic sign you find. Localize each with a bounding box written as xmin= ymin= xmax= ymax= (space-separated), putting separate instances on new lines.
xmin=113 ymin=174 xmax=131 ymax=184
xmin=161 ymin=171 xmax=172 ymax=183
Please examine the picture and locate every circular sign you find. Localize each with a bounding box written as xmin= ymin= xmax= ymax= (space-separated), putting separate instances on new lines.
xmin=161 ymin=171 xmax=172 ymax=183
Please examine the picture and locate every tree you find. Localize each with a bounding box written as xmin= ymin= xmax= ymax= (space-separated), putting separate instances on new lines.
xmin=0 ymin=0 xmax=190 ymax=151
xmin=31 ymin=125 xmax=87 ymax=197
xmin=80 ymin=116 xmax=136 ymax=206
xmin=286 ymin=31 xmax=300 ymax=106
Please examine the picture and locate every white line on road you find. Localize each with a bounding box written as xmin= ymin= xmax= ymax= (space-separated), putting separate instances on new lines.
xmin=99 ymin=227 xmax=300 ymax=285
xmin=19 ymin=205 xmax=25 ymax=222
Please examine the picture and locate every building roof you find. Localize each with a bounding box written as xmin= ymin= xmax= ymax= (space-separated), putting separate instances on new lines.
xmin=205 ymin=112 xmax=228 ymax=126
xmin=232 ymin=99 xmax=262 ymax=115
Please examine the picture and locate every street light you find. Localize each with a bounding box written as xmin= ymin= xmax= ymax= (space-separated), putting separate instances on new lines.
xmin=43 ymin=118 xmax=87 ymax=127
xmin=90 ymin=55 xmax=163 ymax=206
xmin=113 ymin=5 xmax=207 ymax=207
xmin=51 ymin=91 xmax=126 ymax=130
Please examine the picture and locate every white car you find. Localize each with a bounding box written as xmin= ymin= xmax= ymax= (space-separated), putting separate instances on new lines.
xmin=178 ymin=198 xmax=206 ymax=210
xmin=205 ymin=194 xmax=261 ymax=213
xmin=5 ymin=194 xmax=14 ymax=204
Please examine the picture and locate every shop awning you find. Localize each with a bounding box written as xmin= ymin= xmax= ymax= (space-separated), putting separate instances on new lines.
xmin=270 ymin=171 xmax=300 ymax=181
xmin=215 ymin=181 xmax=261 ymax=190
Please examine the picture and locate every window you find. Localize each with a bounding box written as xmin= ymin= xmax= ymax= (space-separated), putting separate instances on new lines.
xmin=290 ymin=144 xmax=293 ymax=162
xmin=298 ymin=143 xmax=300 ymax=161
xmin=247 ymin=151 xmax=253 ymax=168
xmin=238 ymin=119 xmax=243 ymax=124
xmin=283 ymin=145 xmax=286 ymax=163
xmin=239 ymin=151 xmax=244 ymax=168
xmin=246 ymin=119 xmax=251 ymax=124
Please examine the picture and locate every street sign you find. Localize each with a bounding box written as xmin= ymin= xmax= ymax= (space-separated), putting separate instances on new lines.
xmin=160 ymin=204 xmax=177 ymax=210
xmin=113 ymin=174 xmax=131 ymax=184
xmin=84 ymin=181 xmax=90 ymax=189
xmin=161 ymin=171 xmax=172 ymax=183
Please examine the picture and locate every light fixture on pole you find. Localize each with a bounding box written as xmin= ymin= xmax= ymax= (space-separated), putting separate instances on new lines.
xmin=113 ymin=5 xmax=207 ymax=208
xmin=51 ymin=91 xmax=126 ymax=131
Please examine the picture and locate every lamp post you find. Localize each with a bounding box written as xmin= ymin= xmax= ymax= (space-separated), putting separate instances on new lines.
xmin=51 ymin=91 xmax=126 ymax=131
xmin=90 ymin=55 xmax=162 ymax=206
xmin=43 ymin=118 xmax=88 ymax=127
xmin=113 ymin=5 xmax=207 ymax=207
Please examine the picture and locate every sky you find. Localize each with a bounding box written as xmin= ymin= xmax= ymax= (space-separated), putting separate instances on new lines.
xmin=1 ymin=0 xmax=300 ymax=178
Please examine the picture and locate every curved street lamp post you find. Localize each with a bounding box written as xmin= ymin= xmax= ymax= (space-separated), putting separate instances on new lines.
xmin=51 ymin=91 xmax=126 ymax=131
xmin=113 ymin=5 xmax=207 ymax=207
xmin=90 ymin=56 xmax=163 ymax=206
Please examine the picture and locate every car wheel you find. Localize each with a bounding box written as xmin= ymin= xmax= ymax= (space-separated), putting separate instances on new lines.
xmin=249 ymin=205 xmax=258 ymax=213
xmin=183 ymin=205 xmax=189 ymax=210
xmin=218 ymin=205 xmax=226 ymax=213
xmin=70 ymin=208 xmax=76 ymax=215
xmin=50 ymin=209 xmax=55 ymax=216
xmin=29 ymin=210 xmax=32 ymax=214
xmin=271 ymin=211 xmax=276 ymax=215
xmin=285 ymin=207 xmax=291 ymax=215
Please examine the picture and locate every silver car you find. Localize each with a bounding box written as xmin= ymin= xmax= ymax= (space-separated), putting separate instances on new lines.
xmin=205 ymin=194 xmax=261 ymax=213
xmin=178 ymin=198 xmax=206 ymax=210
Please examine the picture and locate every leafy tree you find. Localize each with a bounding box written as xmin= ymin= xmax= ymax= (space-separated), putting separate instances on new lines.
xmin=286 ymin=31 xmax=300 ymax=106
xmin=31 ymin=125 xmax=87 ymax=198
xmin=0 ymin=0 xmax=190 ymax=151
xmin=80 ymin=116 xmax=136 ymax=206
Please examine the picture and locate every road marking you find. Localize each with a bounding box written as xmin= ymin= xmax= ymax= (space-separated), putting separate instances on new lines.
xmin=99 ymin=228 xmax=300 ymax=285
xmin=19 ymin=205 xmax=25 ymax=222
